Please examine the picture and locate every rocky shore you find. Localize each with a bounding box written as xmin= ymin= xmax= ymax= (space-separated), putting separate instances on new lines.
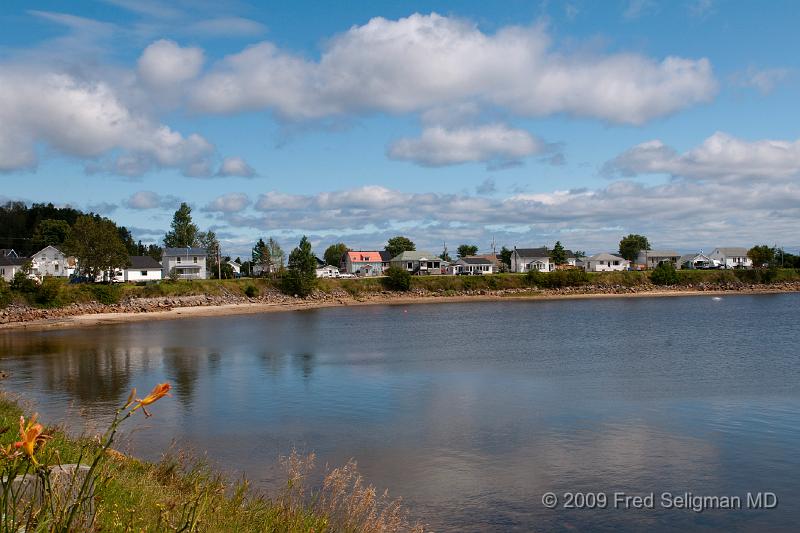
xmin=2 ymin=280 xmax=799 ymax=330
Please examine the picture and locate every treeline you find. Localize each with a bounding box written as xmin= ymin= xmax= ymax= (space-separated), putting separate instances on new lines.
xmin=0 ymin=201 xmax=160 ymax=259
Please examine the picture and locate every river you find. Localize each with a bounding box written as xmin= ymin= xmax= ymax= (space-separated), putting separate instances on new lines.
xmin=1 ymin=294 xmax=799 ymax=531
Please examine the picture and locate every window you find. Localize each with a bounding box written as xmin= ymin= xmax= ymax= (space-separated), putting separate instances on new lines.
xmin=141 ymin=270 xmax=147 ymax=276
xmin=54 ymin=264 xmax=59 ymax=271
xmin=407 ymin=262 xmax=413 ymax=269
xmin=177 ymin=257 xmax=181 ymax=263
xmin=193 ymin=257 xmax=198 ymax=263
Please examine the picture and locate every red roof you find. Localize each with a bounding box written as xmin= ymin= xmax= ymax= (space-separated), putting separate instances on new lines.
xmin=346 ymin=251 xmax=382 ymax=263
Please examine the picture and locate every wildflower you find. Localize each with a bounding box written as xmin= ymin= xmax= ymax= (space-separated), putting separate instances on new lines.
xmin=132 ymin=383 xmax=172 ymax=417
xmin=14 ymin=414 xmax=47 ymax=465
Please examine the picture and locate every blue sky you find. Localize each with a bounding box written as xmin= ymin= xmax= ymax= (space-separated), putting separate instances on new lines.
xmin=1 ymin=0 xmax=799 ymax=258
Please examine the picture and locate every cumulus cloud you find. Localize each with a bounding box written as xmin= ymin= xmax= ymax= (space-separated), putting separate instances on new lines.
xmin=388 ymin=124 xmax=546 ymax=167
xmin=203 ymin=192 xmax=251 ymax=213
xmin=191 ymin=13 xmax=716 ymax=124
xmin=605 ymin=132 xmax=800 ymax=181
xmin=476 ymin=178 xmax=497 ymax=195
xmin=124 ymin=191 xmax=180 ymax=210
xmin=0 ymin=66 xmax=219 ymax=176
xmin=217 ymin=156 xmax=256 ymax=177
xmin=137 ymin=39 xmax=204 ymax=90
xmin=200 ymin=175 xmax=800 ymax=252
xmin=731 ymin=66 xmax=791 ymax=95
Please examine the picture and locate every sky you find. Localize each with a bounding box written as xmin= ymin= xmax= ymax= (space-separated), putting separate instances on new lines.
xmin=1 ymin=0 xmax=799 ymax=259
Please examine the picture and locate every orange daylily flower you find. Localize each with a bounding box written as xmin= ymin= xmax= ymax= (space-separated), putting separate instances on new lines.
xmin=132 ymin=383 xmax=172 ymax=417
xmin=14 ymin=414 xmax=46 ymax=465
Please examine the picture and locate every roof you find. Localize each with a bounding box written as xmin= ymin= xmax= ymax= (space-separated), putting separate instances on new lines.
xmin=0 ymin=249 xmax=19 ymax=258
xmin=587 ymin=253 xmax=627 ymax=262
xmin=390 ymin=250 xmax=440 ymax=262
xmin=379 ymin=250 xmax=392 ymax=262
xmin=641 ymin=250 xmax=680 ymax=257
xmin=163 ymin=247 xmax=207 ymax=257
xmin=713 ymin=247 xmax=749 ymax=256
xmin=514 ymin=247 xmax=576 ymax=259
xmin=459 ymin=256 xmax=493 ymax=265
xmin=127 ymin=256 xmax=162 ymax=269
xmin=0 ymin=256 xmax=28 ymax=267
xmin=346 ymin=250 xmax=383 ymax=263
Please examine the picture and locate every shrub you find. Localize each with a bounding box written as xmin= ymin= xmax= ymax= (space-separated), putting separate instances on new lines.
xmin=91 ymin=284 xmax=122 ymax=304
xmin=650 ymin=262 xmax=679 ymax=285
xmin=10 ymin=271 xmax=37 ymax=294
xmin=382 ymin=267 xmax=412 ymax=291
xmin=525 ymin=269 xmax=588 ymax=288
xmin=244 ymin=285 xmax=258 ymax=298
xmin=34 ymin=276 xmax=62 ymax=306
xmin=0 ymin=278 xmax=11 ymax=308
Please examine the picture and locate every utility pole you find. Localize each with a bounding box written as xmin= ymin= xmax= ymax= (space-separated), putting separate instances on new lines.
xmin=217 ymin=244 xmax=221 ymax=280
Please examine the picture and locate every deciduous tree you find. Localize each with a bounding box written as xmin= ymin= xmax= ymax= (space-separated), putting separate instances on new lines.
xmin=457 ymin=244 xmax=478 ymax=258
xmin=619 ymin=234 xmax=650 ymax=262
xmin=324 ymin=242 xmax=348 ymax=268
xmin=385 ymin=236 xmax=415 ymax=259
xmin=64 ymin=215 xmax=129 ymax=281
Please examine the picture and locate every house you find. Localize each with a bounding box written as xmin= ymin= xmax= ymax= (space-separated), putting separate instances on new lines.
xmin=29 ymin=245 xmax=75 ymax=278
xmin=582 ymin=253 xmax=630 ymax=272
xmin=252 ymin=255 xmax=283 ymax=276
xmin=678 ymin=252 xmax=718 ymax=270
xmin=510 ymin=247 xmax=577 ymax=273
xmin=316 ymin=265 xmax=340 ymax=278
xmin=449 ymin=256 xmax=494 ymax=275
xmin=709 ymin=247 xmax=752 ymax=269
xmin=0 ymin=249 xmax=19 ymax=258
xmin=226 ymin=260 xmax=241 ymax=277
xmin=389 ymin=251 xmax=443 ymax=275
xmin=122 ymin=256 xmax=163 ymax=282
xmin=162 ymin=247 xmax=208 ymax=280
xmin=0 ymin=256 xmax=28 ymax=282
xmin=342 ymin=250 xmax=385 ymax=276
xmin=636 ymin=250 xmax=681 ymax=269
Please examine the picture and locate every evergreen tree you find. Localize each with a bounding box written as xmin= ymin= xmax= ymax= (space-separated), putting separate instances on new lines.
xmin=163 ymin=203 xmax=199 ymax=248
xmin=499 ymin=246 xmax=512 ymax=270
xmin=550 ymin=241 xmax=567 ymax=265
xmin=283 ymin=236 xmax=317 ymax=297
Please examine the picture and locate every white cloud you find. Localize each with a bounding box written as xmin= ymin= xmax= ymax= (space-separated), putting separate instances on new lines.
xmin=388 ymin=124 xmax=546 ymax=166
xmin=605 ymin=132 xmax=800 ymax=181
xmin=204 ymin=193 xmax=251 ymax=213
xmin=217 ymin=156 xmax=256 ymax=177
xmin=623 ymin=0 xmax=658 ymax=20
xmin=0 ymin=66 xmax=219 ymax=176
xmin=137 ymin=39 xmax=204 ymax=89
xmin=124 ymin=191 xmax=179 ymax=210
xmin=731 ymin=66 xmax=791 ymax=95
xmin=191 ymin=13 xmax=716 ymax=125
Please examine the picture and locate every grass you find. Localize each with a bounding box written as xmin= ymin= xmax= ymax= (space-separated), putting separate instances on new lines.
xmin=0 ymin=391 xmax=424 ymax=532
xmin=3 ymin=269 xmax=799 ymax=310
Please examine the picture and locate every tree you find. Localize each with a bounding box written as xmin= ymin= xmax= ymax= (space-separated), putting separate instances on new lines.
xmin=163 ymin=203 xmax=199 ymax=248
xmin=63 ymin=215 xmax=129 ymax=281
xmin=385 ymin=236 xmax=415 ymax=259
xmin=619 ymin=234 xmax=650 ymax=262
xmin=283 ymin=236 xmax=317 ymax=297
xmin=499 ymin=246 xmax=512 ymax=270
xmin=252 ymin=238 xmax=273 ymax=275
xmin=439 ymin=243 xmax=452 ymax=262
xmin=383 ymin=266 xmax=412 ymax=291
xmin=324 ymin=242 xmax=348 ymax=268
xmin=32 ymin=219 xmax=71 ymax=249
xmin=267 ymin=237 xmax=285 ymax=270
xmin=550 ymin=241 xmax=567 ymax=265
xmin=457 ymin=244 xmax=478 ymax=258
xmin=197 ymin=230 xmax=220 ymax=277
xmin=574 ymin=250 xmax=586 ymax=260
xmin=748 ymin=245 xmax=776 ymax=268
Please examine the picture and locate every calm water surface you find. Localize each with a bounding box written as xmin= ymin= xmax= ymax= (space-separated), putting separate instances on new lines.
xmin=1 ymin=294 xmax=799 ymax=531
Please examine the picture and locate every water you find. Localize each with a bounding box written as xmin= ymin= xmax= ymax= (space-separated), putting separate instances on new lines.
xmin=1 ymin=294 xmax=799 ymax=531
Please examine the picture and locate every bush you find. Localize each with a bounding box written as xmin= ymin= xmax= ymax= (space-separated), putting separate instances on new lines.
xmin=244 ymin=284 xmax=258 ymax=298
xmin=525 ymin=269 xmax=589 ymax=288
xmin=0 ymin=278 xmax=11 ymax=308
xmin=34 ymin=276 xmax=62 ymax=306
xmin=91 ymin=283 xmax=122 ymax=304
xmin=382 ymin=267 xmax=412 ymax=291
xmin=650 ymin=262 xmax=679 ymax=285
xmin=10 ymin=271 xmax=37 ymax=294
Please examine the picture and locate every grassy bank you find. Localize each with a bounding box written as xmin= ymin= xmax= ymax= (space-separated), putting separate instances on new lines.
xmin=2 ymin=269 xmax=799 ymax=310
xmin=0 ymin=391 xmax=423 ymax=532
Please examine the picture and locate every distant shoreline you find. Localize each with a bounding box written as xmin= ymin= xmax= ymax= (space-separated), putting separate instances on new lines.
xmin=2 ymin=286 xmax=797 ymax=333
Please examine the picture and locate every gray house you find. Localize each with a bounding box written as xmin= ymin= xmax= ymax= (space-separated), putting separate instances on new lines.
xmin=389 ymin=251 xmax=443 ymax=275
xmin=162 ymin=247 xmax=208 ymax=280
xmin=636 ymin=250 xmax=681 ymax=269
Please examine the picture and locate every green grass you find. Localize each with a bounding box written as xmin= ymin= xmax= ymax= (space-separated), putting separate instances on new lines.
xmin=0 ymin=392 xmax=423 ymax=532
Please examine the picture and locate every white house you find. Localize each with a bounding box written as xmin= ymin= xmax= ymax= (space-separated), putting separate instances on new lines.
xmin=316 ymin=265 xmax=340 ymax=278
xmin=123 ymin=256 xmax=163 ymax=282
xmin=678 ymin=252 xmax=719 ymax=270
xmin=389 ymin=251 xmax=443 ymax=275
xmin=252 ymin=255 xmax=284 ymax=276
xmin=582 ymin=253 xmax=630 ymax=272
xmin=0 ymin=256 xmax=28 ymax=282
xmin=162 ymin=247 xmax=208 ymax=280
xmin=225 ymin=260 xmax=242 ymax=277
xmin=510 ymin=247 xmax=577 ymax=273
xmin=709 ymin=247 xmax=752 ymax=269
xmin=29 ymin=245 xmax=75 ymax=278
xmin=449 ymin=256 xmax=494 ymax=275
xmin=636 ymin=250 xmax=681 ymax=269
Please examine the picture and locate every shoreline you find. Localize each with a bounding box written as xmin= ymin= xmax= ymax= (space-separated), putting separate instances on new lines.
xmin=2 ymin=286 xmax=797 ymax=333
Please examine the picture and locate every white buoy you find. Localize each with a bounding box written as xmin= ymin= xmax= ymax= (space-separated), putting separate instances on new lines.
xmin=712 ymin=296 xmax=722 ymax=301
